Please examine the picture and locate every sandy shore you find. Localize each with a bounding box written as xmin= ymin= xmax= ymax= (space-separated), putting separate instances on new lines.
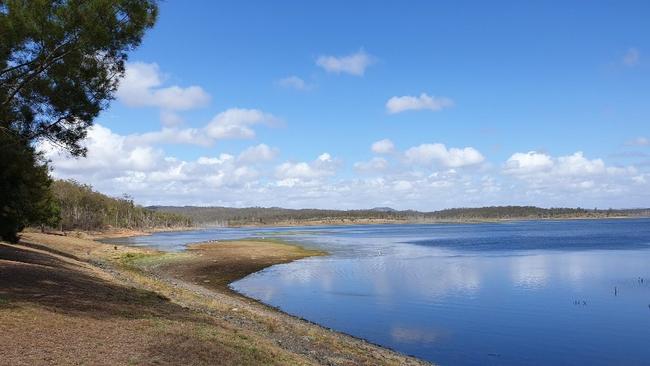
xmin=0 ymin=232 xmax=429 ymax=365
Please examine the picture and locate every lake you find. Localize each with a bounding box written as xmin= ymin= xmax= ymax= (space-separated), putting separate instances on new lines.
xmin=107 ymin=219 xmax=650 ymax=365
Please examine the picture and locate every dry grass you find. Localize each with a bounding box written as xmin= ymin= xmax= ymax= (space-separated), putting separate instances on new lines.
xmin=0 ymin=233 xmax=430 ymax=366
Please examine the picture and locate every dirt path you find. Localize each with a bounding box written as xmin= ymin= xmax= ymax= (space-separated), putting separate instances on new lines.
xmin=0 ymin=233 xmax=430 ymax=366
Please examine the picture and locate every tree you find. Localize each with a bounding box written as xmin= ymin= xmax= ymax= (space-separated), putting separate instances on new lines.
xmin=0 ymin=132 xmax=59 ymax=242
xmin=0 ymin=0 xmax=158 ymax=156
xmin=0 ymin=0 xmax=158 ymax=241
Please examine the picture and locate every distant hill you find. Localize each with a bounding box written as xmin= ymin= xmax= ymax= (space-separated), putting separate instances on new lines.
xmin=147 ymin=205 xmax=650 ymax=227
xmin=370 ymin=207 xmax=397 ymax=212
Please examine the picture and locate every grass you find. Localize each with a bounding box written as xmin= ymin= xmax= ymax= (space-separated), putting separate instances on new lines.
xmin=2 ymin=233 xmax=429 ymax=366
xmin=117 ymin=251 xmax=191 ymax=268
xmin=0 ymin=296 xmax=10 ymax=307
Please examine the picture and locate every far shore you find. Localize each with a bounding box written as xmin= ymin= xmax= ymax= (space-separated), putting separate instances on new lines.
xmin=214 ymin=214 xmax=650 ymax=229
xmin=37 ymin=214 xmax=649 ymax=241
xmin=1 ymin=232 xmax=428 ymax=365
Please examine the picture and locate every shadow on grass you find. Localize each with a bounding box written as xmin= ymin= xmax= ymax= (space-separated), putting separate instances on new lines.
xmin=0 ymin=243 xmax=192 ymax=321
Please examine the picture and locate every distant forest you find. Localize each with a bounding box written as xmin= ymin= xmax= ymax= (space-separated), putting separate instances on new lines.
xmin=148 ymin=205 xmax=650 ymax=227
xmin=52 ymin=180 xmax=192 ymax=231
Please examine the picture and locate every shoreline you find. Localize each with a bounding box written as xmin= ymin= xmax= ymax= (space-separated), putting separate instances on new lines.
xmin=1 ymin=232 xmax=428 ymax=365
xmin=32 ymin=215 xmax=650 ymax=242
xmin=194 ymin=215 xmax=650 ymax=230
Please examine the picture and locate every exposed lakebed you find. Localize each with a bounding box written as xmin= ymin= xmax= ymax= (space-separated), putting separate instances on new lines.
xmin=106 ymin=219 xmax=650 ymax=365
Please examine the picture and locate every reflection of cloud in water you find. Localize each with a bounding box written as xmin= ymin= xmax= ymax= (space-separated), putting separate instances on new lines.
xmin=510 ymin=255 xmax=548 ymax=289
xmin=265 ymin=258 xmax=338 ymax=291
xmin=559 ymin=253 xmax=589 ymax=288
xmin=391 ymin=325 xmax=443 ymax=344
xmin=411 ymin=259 xmax=481 ymax=300
xmin=251 ymin=285 xmax=278 ymax=303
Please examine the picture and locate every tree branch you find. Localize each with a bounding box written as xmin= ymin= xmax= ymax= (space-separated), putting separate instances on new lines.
xmin=1 ymin=45 xmax=77 ymax=108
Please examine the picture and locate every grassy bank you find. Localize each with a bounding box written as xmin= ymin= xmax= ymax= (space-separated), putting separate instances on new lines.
xmin=0 ymin=233 xmax=428 ymax=365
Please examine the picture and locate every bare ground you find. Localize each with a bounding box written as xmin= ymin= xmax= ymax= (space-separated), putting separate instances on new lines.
xmin=0 ymin=233 xmax=430 ymax=366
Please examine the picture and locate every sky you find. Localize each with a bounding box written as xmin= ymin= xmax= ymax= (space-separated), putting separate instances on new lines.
xmin=44 ymin=0 xmax=650 ymax=210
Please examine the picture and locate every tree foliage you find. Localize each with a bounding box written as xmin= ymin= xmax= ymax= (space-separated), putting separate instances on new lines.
xmin=52 ymin=179 xmax=192 ymax=231
xmin=0 ymin=0 xmax=158 ymax=155
xmin=149 ymin=205 xmax=650 ymax=227
xmin=0 ymin=132 xmax=59 ymax=242
xmin=0 ymin=0 xmax=158 ymax=241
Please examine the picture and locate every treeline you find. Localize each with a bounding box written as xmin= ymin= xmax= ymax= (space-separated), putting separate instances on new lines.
xmin=148 ymin=205 xmax=650 ymax=227
xmin=148 ymin=206 xmax=416 ymax=226
xmin=52 ymin=180 xmax=192 ymax=231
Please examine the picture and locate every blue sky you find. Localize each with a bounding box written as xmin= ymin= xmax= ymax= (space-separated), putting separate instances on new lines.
xmin=45 ymin=1 xmax=650 ymax=209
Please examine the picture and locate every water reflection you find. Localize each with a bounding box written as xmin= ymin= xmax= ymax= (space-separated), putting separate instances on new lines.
xmin=230 ymin=219 xmax=650 ymax=366
xmin=108 ymin=219 xmax=650 ymax=365
xmin=510 ymin=254 xmax=549 ymax=289
xmin=391 ymin=325 xmax=442 ymax=344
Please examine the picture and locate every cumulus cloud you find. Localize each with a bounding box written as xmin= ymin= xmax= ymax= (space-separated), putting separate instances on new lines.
xmin=504 ymin=151 xmax=554 ymax=174
xmin=278 ymin=76 xmax=312 ymax=91
xmin=238 ymin=144 xmax=279 ymax=163
xmin=160 ymin=110 xmax=184 ymax=127
xmin=354 ymin=157 xmax=388 ymax=173
xmin=41 ymin=123 xmax=649 ymax=210
xmin=504 ymin=151 xmax=632 ymax=178
xmin=116 ymin=62 xmax=210 ymax=111
xmin=386 ymin=93 xmax=454 ymax=114
xmin=127 ymin=127 xmax=210 ymax=146
xmin=503 ymin=151 xmax=642 ymax=205
xmin=275 ymin=153 xmax=338 ymax=181
xmin=622 ymin=48 xmax=640 ymax=67
xmin=204 ymin=108 xmax=280 ymax=140
xmin=316 ymin=50 xmax=374 ymax=76
xmin=128 ymin=108 xmax=281 ymax=147
xmin=41 ymin=125 xmax=271 ymax=201
xmin=371 ymin=139 xmax=395 ymax=154
xmin=405 ymin=143 xmax=485 ymax=168
xmin=41 ymin=124 xmax=165 ymax=177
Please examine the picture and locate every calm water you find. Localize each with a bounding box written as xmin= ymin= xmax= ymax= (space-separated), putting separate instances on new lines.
xmin=108 ymin=219 xmax=650 ymax=365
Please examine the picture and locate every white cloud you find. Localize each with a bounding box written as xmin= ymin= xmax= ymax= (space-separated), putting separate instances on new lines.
xmin=41 ymin=123 xmax=650 ymax=210
xmin=130 ymin=108 xmax=281 ymax=147
xmin=371 ymin=139 xmax=395 ymax=154
xmin=278 ymin=76 xmax=312 ymax=90
xmin=505 ymin=151 xmax=629 ymax=178
xmin=625 ymin=136 xmax=649 ymax=146
xmin=316 ymin=50 xmax=374 ymax=76
xmin=405 ymin=143 xmax=485 ymax=168
xmin=160 ymin=110 xmax=184 ymax=127
xmin=42 ymin=125 xmax=270 ymax=198
xmin=276 ymin=153 xmax=338 ymax=180
xmin=503 ymin=151 xmax=641 ymax=205
xmin=555 ymin=152 xmax=608 ymax=176
xmin=116 ymin=62 xmax=210 ymax=111
xmin=205 ymin=108 xmax=279 ymax=140
xmin=393 ymin=180 xmax=413 ymax=191
xmin=127 ymin=127 xmax=210 ymax=147
xmin=386 ymin=93 xmax=454 ymax=114
xmin=42 ymin=124 xmax=164 ymax=176
xmin=505 ymin=151 xmax=554 ymax=174
xmin=622 ymin=48 xmax=640 ymax=67
xmin=238 ymin=144 xmax=279 ymax=163
xmin=354 ymin=157 xmax=388 ymax=173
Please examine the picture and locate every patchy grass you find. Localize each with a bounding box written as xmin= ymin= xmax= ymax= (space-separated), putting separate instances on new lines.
xmin=117 ymin=251 xmax=190 ymax=268
xmin=3 ymin=233 xmax=430 ymax=366
xmin=0 ymin=295 xmax=10 ymax=307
